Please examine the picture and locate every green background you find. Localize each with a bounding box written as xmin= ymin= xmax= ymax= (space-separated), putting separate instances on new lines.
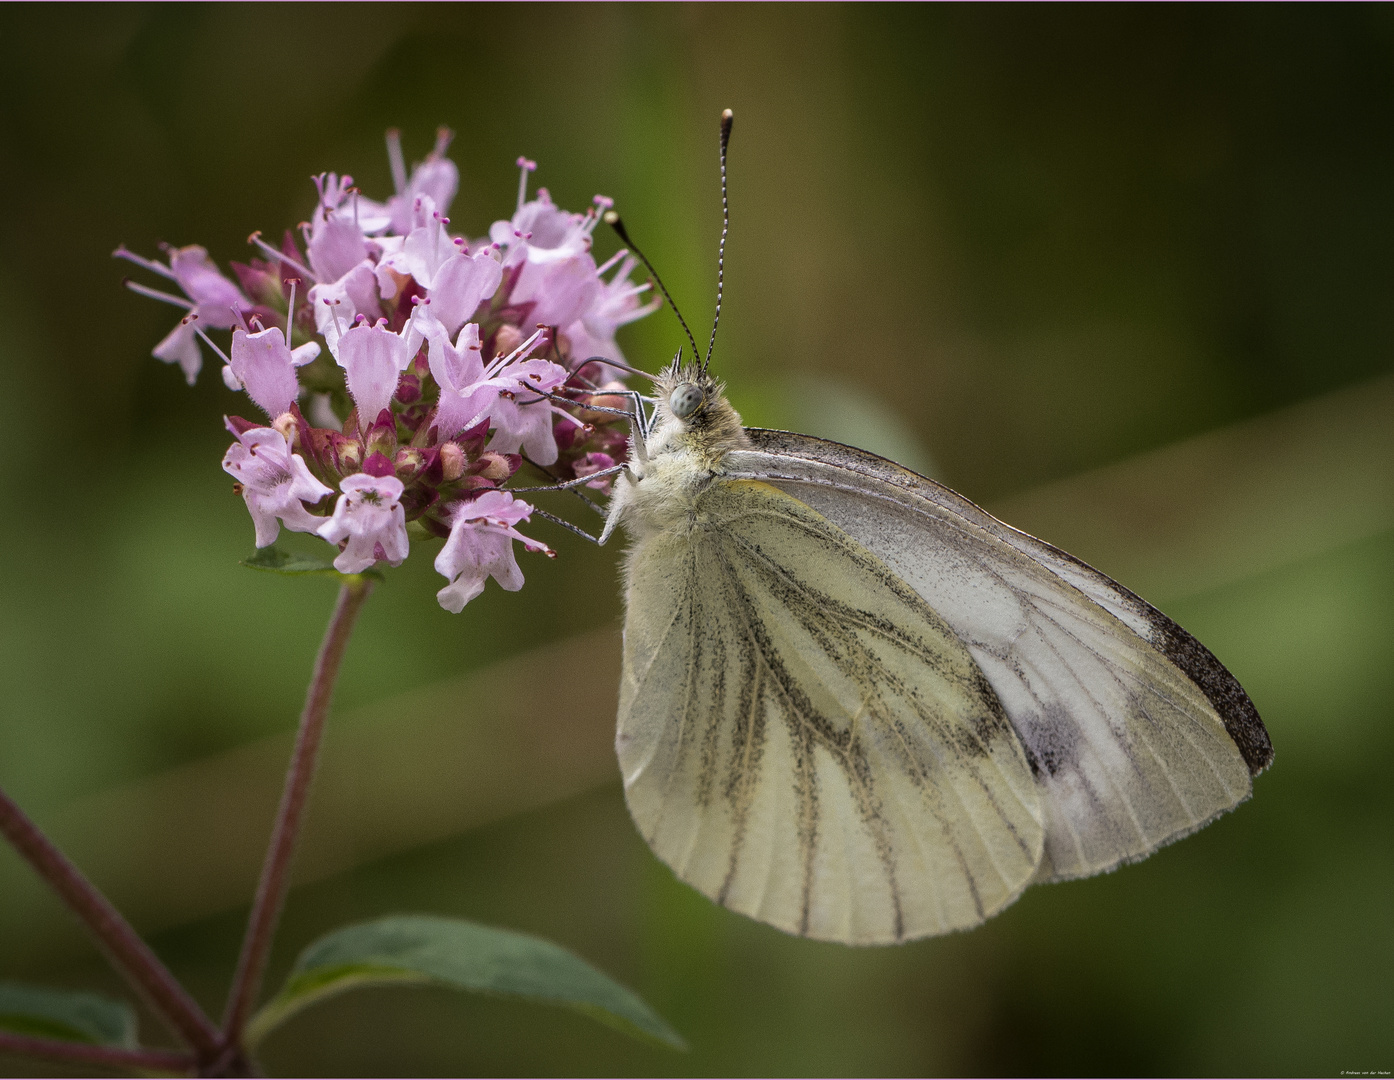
xmin=1 ymin=3 xmax=1391 ymax=1075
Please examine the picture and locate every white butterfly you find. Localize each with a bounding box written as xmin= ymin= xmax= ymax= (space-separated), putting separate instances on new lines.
xmin=581 ymin=112 xmax=1271 ymax=945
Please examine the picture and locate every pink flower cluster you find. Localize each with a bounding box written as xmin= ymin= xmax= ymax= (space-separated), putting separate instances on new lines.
xmin=118 ymin=129 xmax=656 ymax=609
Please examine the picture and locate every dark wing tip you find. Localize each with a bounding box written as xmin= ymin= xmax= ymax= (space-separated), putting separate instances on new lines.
xmin=1149 ymin=611 xmax=1273 ymax=776
xmin=740 ymin=427 xmax=1276 ymax=776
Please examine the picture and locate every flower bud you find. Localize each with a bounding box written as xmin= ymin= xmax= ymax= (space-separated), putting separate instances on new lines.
xmin=362 ymin=451 xmax=395 ymax=478
xmin=396 ymin=373 xmax=421 ymax=404
xmin=365 ymin=410 xmax=398 ymax=458
xmin=333 ymin=434 xmax=364 ymax=474
xmin=493 ymin=324 xmax=523 ymax=358
xmin=394 ymin=447 xmax=426 ymax=480
xmin=476 ymin=451 xmax=515 ymax=481
xmin=439 ymin=441 xmax=466 ymax=481
xmin=272 ymin=411 xmax=297 ymax=446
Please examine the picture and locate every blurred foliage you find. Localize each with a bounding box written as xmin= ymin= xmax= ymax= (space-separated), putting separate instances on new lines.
xmin=0 ymin=3 xmax=1391 ymax=1076
xmin=246 ymin=915 xmax=685 ymax=1051
xmin=0 ymin=983 xmax=137 ymax=1049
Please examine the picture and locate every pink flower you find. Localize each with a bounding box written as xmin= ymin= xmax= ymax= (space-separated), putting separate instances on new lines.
xmin=422 ymin=321 xmax=496 ymax=440
xmin=317 ymin=471 xmax=409 ymax=574
xmin=308 ymin=261 xmax=381 ymax=358
xmin=418 ymin=321 xmax=567 ymax=458
xmin=425 ymin=248 xmax=503 ymax=339
xmin=115 ymin=244 xmax=251 ymax=384
xmin=221 ymin=421 xmax=333 ymax=548
xmin=434 ymin=490 xmax=552 ymax=612
xmin=385 ymin=127 xmax=459 ymax=235
xmin=308 ymin=172 xmax=392 ymax=237
xmin=336 ymin=318 xmax=415 ymax=429
xmin=226 ymin=326 xmax=321 ymax=419
xmin=307 ymin=212 xmax=370 ymax=286
xmin=512 ymin=253 xmax=601 ymax=330
xmin=489 ymin=165 xmax=604 ymax=269
xmin=389 ymin=196 xmax=458 ymax=289
xmin=572 ymin=451 xmax=619 ymax=489
xmin=480 ymin=354 xmax=570 ymax=464
xmin=561 ymin=252 xmax=660 ymax=375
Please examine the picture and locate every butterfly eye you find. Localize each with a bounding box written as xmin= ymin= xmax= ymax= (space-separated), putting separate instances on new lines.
xmin=669 ymin=383 xmax=705 ymax=419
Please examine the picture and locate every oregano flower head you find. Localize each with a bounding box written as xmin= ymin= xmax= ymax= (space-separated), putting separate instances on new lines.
xmin=118 ymin=130 xmax=657 ymax=609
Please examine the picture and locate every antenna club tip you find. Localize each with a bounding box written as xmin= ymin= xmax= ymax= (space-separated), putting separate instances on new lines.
xmin=722 ymin=108 xmax=734 ymax=122
xmin=602 ymin=209 xmax=621 ymax=227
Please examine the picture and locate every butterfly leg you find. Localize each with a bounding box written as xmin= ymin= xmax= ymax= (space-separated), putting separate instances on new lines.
xmin=529 ymin=507 xmax=606 ymax=545
xmin=508 ymin=464 xmax=628 ymax=494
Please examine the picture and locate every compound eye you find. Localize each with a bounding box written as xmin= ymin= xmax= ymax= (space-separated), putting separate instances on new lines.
xmin=669 ymin=382 xmax=705 ymax=419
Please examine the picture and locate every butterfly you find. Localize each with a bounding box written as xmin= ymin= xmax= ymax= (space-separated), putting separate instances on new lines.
xmin=586 ymin=111 xmax=1271 ymax=945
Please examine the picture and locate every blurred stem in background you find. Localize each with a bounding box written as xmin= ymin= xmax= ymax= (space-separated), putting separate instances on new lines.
xmin=0 ymin=1030 xmax=193 ymax=1072
xmin=0 ymin=578 xmax=373 ymax=1075
xmin=0 ymin=786 xmax=221 ymax=1062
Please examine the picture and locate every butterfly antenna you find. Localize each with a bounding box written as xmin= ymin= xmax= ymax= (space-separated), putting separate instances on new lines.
xmin=603 ymin=209 xmax=702 ymax=369
xmin=703 ymin=108 xmax=733 ymax=374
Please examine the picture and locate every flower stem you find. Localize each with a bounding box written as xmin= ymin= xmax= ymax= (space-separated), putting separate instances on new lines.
xmin=0 ymin=1030 xmax=195 ymax=1074
xmin=220 ymin=577 xmax=373 ymax=1049
xmin=0 ymin=791 xmax=222 ymax=1059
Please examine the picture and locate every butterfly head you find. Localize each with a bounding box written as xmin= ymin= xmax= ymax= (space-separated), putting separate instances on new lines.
xmin=651 ymin=355 xmax=749 ymax=464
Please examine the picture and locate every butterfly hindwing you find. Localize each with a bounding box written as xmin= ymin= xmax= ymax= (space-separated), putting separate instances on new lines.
xmin=619 ymin=478 xmax=1044 ymax=944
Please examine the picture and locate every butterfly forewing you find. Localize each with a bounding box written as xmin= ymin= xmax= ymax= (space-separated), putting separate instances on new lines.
xmin=726 ymin=432 xmax=1265 ymax=883
xmin=619 ymin=479 xmax=1044 ymax=944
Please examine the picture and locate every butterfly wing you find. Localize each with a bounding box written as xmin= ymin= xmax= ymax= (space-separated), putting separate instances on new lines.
xmin=725 ymin=431 xmax=1272 ymax=883
xmin=619 ymin=478 xmax=1043 ymax=944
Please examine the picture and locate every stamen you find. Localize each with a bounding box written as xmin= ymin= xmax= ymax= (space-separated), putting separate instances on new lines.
xmin=611 ymin=282 xmax=651 ymax=302
xmin=386 ymin=128 xmax=407 ymax=196
xmin=285 ymin=277 xmax=298 ymax=341
xmin=247 ymin=231 xmax=318 ymax=283
xmin=516 ymin=156 xmax=537 ymax=213
xmin=190 ymin=318 xmax=234 ymax=367
xmin=433 ymin=212 xmax=447 ymax=264
xmin=323 ymin=297 xmax=349 ymax=340
xmin=433 ymin=126 xmax=454 ymax=158
xmin=595 ymin=248 xmax=628 ymax=276
xmin=482 ymin=327 xmax=546 ymax=380
xmin=123 ymin=278 xmax=193 ymax=309
xmin=112 ymin=246 xmax=177 ymax=281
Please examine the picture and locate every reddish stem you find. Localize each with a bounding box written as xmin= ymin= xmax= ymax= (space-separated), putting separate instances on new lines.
xmin=220 ymin=578 xmax=373 ymax=1049
xmin=0 ymin=1030 xmax=194 ymax=1074
xmin=0 ymin=791 xmax=222 ymax=1059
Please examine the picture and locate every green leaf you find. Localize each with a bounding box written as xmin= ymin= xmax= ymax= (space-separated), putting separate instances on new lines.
xmin=245 ymin=914 xmax=685 ymax=1051
xmin=240 ymin=546 xmax=381 ymax=581
xmin=0 ymin=981 xmax=138 ymax=1048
